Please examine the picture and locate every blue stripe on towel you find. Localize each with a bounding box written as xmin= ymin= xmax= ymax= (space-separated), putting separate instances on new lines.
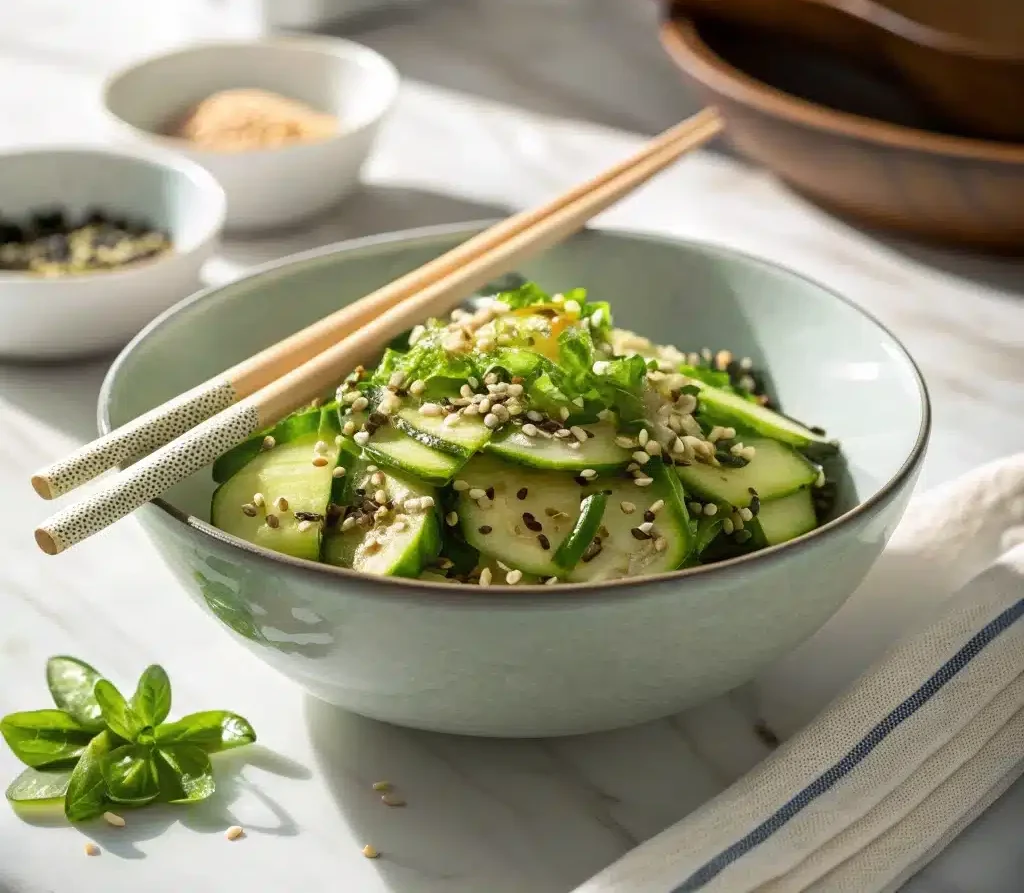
xmin=674 ymin=597 xmax=1024 ymax=892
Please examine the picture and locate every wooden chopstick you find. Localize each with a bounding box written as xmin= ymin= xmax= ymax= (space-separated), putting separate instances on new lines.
xmin=34 ymin=108 xmax=724 ymax=556
xmin=31 ymin=108 xmax=724 ymax=503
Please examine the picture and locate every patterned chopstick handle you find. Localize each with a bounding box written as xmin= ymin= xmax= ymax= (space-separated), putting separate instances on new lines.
xmin=35 ymin=401 xmax=261 ymax=556
xmin=31 ymin=379 xmax=238 ymax=500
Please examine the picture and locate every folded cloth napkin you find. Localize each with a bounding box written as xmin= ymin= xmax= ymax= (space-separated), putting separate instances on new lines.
xmin=574 ymin=454 xmax=1024 ymax=893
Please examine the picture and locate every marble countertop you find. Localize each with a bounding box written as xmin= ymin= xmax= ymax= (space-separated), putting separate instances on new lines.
xmin=1 ymin=3 xmax=1023 ymax=892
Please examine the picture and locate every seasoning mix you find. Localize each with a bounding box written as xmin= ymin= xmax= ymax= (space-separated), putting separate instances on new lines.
xmin=0 ymin=208 xmax=171 ymax=276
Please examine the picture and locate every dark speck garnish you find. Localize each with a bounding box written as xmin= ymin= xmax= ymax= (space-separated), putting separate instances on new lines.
xmin=536 ymin=533 xmax=551 ymax=550
xmin=478 ymin=525 xmax=493 ymax=535
xmin=643 ymin=510 xmax=655 ymax=523
xmin=630 ymin=527 xmax=652 ymax=541
xmin=517 ymin=487 xmax=529 ymax=500
xmin=485 ymin=486 xmax=495 ymax=500
xmin=749 ymin=495 xmax=761 ymax=516
xmin=716 ymin=451 xmax=749 ymax=468
xmin=522 ymin=512 xmax=543 ymax=532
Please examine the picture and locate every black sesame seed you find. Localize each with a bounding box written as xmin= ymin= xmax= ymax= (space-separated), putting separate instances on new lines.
xmin=522 ymin=512 xmax=543 ymax=532
xmin=810 ymin=425 xmax=827 ymax=436
xmin=715 ymin=451 xmax=749 ymax=468
xmin=537 ymin=534 xmax=551 ymax=550
xmin=749 ymin=495 xmax=761 ymax=516
xmin=574 ymin=476 xmax=589 ymax=486
xmin=516 ymin=487 xmax=529 ymax=500
xmin=364 ymin=422 xmax=379 ymax=436
xmin=478 ymin=525 xmax=493 ymax=535
xmin=369 ymin=411 xmax=388 ymax=426
xmin=748 ymin=487 xmax=758 ymax=496
xmin=485 ymin=486 xmax=495 ymax=500
xmin=355 ymin=488 xmax=366 ymax=496
xmin=630 ymin=527 xmax=652 ymax=541
xmin=294 ymin=511 xmax=324 ymax=522
xmin=643 ymin=510 xmax=655 ymax=523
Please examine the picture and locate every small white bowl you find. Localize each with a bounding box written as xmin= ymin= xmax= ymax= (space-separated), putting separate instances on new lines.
xmin=0 ymin=147 xmax=225 ymax=361
xmin=102 ymin=37 xmax=400 ymax=232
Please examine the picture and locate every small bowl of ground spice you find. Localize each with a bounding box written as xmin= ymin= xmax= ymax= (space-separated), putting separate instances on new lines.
xmin=0 ymin=147 xmax=225 ymax=360
xmin=102 ymin=37 xmax=400 ymax=232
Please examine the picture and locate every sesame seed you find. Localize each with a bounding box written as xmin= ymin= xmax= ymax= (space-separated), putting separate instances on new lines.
xmin=335 ymin=435 xmax=344 ymax=446
xmin=84 ymin=843 xmax=100 ymax=856
xmin=389 ymin=371 xmax=406 ymax=388
xmin=314 ymin=440 xmax=328 ymax=453
xmin=507 ymin=383 xmax=524 ymax=397
xmin=298 ymin=520 xmax=313 ymax=533
xmin=103 ymin=811 xmax=125 ymax=827
xmin=241 ymin=503 xmax=258 ymax=517
xmin=341 ymin=517 xmax=357 ymax=531
xmin=563 ymin=299 xmax=581 ymax=314
xmin=689 ymin=501 xmax=703 ymax=514
xmin=484 ymin=413 xmax=500 ymax=429
xmin=570 ymin=425 xmax=588 ymax=442
xmin=352 ymin=396 xmax=369 ymax=412
xmin=732 ymin=513 xmax=745 ymax=531
xmin=749 ymin=495 xmax=761 ymax=516
xmin=226 ymin=826 xmax=245 ymax=841
xmin=545 ymin=576 xmax=559 ymax=585
xmin=537 ymin=533 xmax=551 ymax=550
xmin=478 ymin=525 xmax=493 ymax=535
xmin=366 ymin=464 xmax=379 ymax=473
xmin=580 ymin=469 xmax=598 ymax=479
xmin=522 ymin=423 xmax=539 ymax=437
xmin=469 ymin=488 xmax=487 ymax=500
xmin=615 ymin=435 xmax=636 ymax=449
xmin=638 ymin=428 xmax=649 ymax=446
xmin=739 ymin=507 xmax=754 ymax=522
xmin=252 ymin=492 xmax=265 ymax=508
xmin=343 ymin=421 xmax=357 ymax=436
xmin=372 ymin=780 xmax=392 ymax=791
xmin=446 ymin=512 xmax=459 ymax=527
xmin=559 ymin=407 xmax=570 ymax=420
xmin=654 ymin=537 xmax=668 ymax=552
xmin=634 ymin=477 xmax=654 ymax=487
xmin=332 ymin=466 xmax=346 ymax=479
xmin=478 ymin=398 xmax=491 ymax=413
xmin=815 ymin=470 xmax=827 ymax=488
xmin=630 ymin=527 xmax=652 ymax=541
xmin=646 ymin=441 xmax=663 ymax=457
xmin=527 ymin=410 xmax=544 ymax=421
xmin=506 ymin=569 xmax=523 ymax=585
xmin=592 ymin=361 xmax=609 ymax=375
xmin=312 ymin=456 xmax=329 ymax=467
xmin=420 ymin=402 xmax=442 ymax=416
xmin=371 ymin=472 xmax=384 ymax=487
xmin=478 ymin=567 xmax=493 ymax=586
xmin=453 ymin=479 xmax=470 ymax=491
xmin=554 ymin=429 xmax=571 ymax=439
xmin=261 ymin=435 xmax=276 ymax=451
xmin=703 ymin=503 xmax=718 ymax=516
xmin=644 ymin=510 xmax=656 ymax=522
xmin=639 ymin=521 xmax=654 ymax=534
xmin=517 ymin=487 xmax=529 ymax=500
xmin=266 ymin=513 xmax=280 ymax=528
xmin=649 ymin=499 xmax=665 ymax=514
xmin=374 ymin=490 xmax=387 ymax=505
xmin=409 ymin=379 xmax=426 ymax=396
xmin=632 ymin=451 xmax=651 ymax=465
xmin=443 ymin=412 xmax=462 ymax=427
xmin=620 ymin=501 xmax=636 ymax=514
xmin=362 ymin=844 xmax=380 ymax=859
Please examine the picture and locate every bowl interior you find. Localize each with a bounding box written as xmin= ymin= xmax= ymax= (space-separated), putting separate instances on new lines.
xmin=103 ymin=226 xmax=925 ymax=551
xmin=104 ymin=40 xmax=397 ymax=141
xmin=0 ymin=149 xmax=222 ymax=252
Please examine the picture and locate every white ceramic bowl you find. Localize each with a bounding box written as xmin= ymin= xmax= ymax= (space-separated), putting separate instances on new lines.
xmin=0 ymin=147 xmax=225 ymax=361
xmin=102 ymin=37 xmax=400 ymax=232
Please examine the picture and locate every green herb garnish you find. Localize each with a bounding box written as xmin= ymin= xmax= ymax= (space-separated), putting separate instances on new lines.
xmin=1 ymin=656 xmax=255 ymax=821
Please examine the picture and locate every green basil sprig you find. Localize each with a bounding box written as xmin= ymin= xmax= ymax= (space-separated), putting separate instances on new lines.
xmin=1 ymin=656 xmax=256 ymax=821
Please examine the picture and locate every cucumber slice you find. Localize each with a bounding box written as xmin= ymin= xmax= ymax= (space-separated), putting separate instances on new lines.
xmin=212 ymin=406 xmax=321 ymax=484
xmin=554 ymin=492 xmax=607 ymax=571
xmin=676 ymin=438 xmax=816 ymax=508
xmin=322 ymin=459 xmax=441 ymax=577
xmin=392 ymin=403 xmax=492 ymax=457
xmin=694 ymin=383 xmax=836 ymax=451
xmin=485 ymin=420 xmax=632 ymax=472
xmin=456 ymin=455 xmax=692 ymax=582
xmin=364 ymin=425 xmax=466 ymax=486
xmin=210 ymin=418 xmax=339 ymax=561
xmin=752 ymin=489 xmax=818 ymax=546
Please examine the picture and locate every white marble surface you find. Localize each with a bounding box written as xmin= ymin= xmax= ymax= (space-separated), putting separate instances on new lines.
xmin=1 ymin=3 xmax=1024 ymax=892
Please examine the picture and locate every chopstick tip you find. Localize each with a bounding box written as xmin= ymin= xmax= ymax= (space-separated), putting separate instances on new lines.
xmin=34 ymin=528 xmax=61 ymax=556
xmin=30 ymin=474 xmax=54 ymax=500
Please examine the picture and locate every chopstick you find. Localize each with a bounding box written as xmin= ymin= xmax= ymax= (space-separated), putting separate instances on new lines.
xmin=34 ymin=108 xmax=724 ymax=556
xmin=31 ymin=108 xmax=724 ymax=503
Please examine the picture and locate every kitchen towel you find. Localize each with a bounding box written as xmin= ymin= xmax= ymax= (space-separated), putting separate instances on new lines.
xmin=574 ymin=453 xmax=1024 ymax=893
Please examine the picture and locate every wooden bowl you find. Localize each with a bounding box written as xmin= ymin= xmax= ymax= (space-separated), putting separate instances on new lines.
xmin=660 ymin=16 xmax=1024 ymax=250
xmin=668 ymin=0 xmax=1024 ymax=141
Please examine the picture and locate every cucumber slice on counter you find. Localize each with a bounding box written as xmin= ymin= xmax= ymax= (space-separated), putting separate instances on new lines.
xmin=693 ymin=382 xmax=836 ymax=452
xmin=485 ymin=420 xmax=632 ymax=472
xmin=751 ymin=489 xmax=818 ymax=546
xmin=210 ymin=409 xmax=340 ymax=561
xmin=676 ymin=438 xmax=816 ymax=508
xmin=363 ymin=425 xmax=466 ymax=486
xmin=456 ymin=455 xmax=691 ymax=582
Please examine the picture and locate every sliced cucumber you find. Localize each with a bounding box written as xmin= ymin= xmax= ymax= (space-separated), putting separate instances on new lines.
xmin=694 ymin=383 xmax=836 ymax=451
xmin=752 ymin=489 xmax=818 ymax=546
xmin=554 ymin=492 xmax=607 ymax=571
xmin=322 ymin=458 xmax=441 ymax=577
xmin=210 ymin=415 xmax=339 ymax=561
xmin=212 ymin=405 xmax=321 ymax=484
xmin=676 ymin=438 xmax=816 ymax=508
xmin=485 ymin=420 xmax=632 ymax=472
xmin=393 ymin=403 xmax=491 ymax=457
xmin=456 ymin=455 xmax=692 ymax=582
xmin=364 ymin=425 xmax=466 ymax=486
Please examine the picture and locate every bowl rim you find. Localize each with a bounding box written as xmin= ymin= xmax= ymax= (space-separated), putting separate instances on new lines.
xmin=0 ymin=144 xmax=226 ymax=287
xmin=101 ymin=34 xmax=400 ymax=158
xmin=660 ymin=16 xmax=1024 ymax=164
xmin=98 ymin=221 xmax=931 ymax=604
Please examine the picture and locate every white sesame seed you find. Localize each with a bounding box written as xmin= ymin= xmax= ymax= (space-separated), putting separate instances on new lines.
xmin=732 ymin=513 xmax=745 ymax=531
xmin=354 ymin=431 xmax=370 ymax=446
xmin=688 ymin=501 xmax=703 ymax=514
xmin=374 ymin=490 xmax=388 ymax=505
xmin=389 ymin=371 xmax=405 ymax=388
xmin=298 ymin=520 xmax=313 ymax=533
xmin=815 ymin=470 xmax=827 ymax=488
xmin=723 ymin=427 xmax=737 ymax=439
xmin=638 ymin=428 xmax=649 ymax=446
xmin=102 ymin=811 xmax=125 ymax=827
xmin=649 ymin=499 xmax=665 ymax=514
xmin=443 ymin=412 xmax=462 ymax=427
xmin=507 ymin=383 xmax=524 ymax=397
xmin=314 ymin=440 xmax=328 ymax=453
xmin=453 ymin=479 xmax=470 ymax=491
xmin=371 ymin=472 xmax=385 ymax=487
xmin=634 ymin=477 xmax=654 ymax=487
xmin=620 ymin=501 xmax=636 ymax=514
xmin=559 ymin=407 xmax=571 ymax=420
xmin=419 ymin=496 xmax=435 ymax=509
xmin=420 ymin=402 xmax=442 ymax=416
xmin=468 ymin=488 xmax=487 ymax=500
xmin=483 ymin=413 xmax=500 ymax=429
xmin=580 ymin=468 xmax=598 ymax=480
xmin=554 ymin=428 xmax=571 ymax=439
xmin=312 ymin=456 xmax=329 ymax=467
xmin=522 ymin=423 xmax=539 ymax=437
xmin=632 ymin=451 xmax=651 ymax=465
xmin=252 ymin=493 xmax=265 ymax=508
xmin=464 ymin=404 xmax=480 ymax=416
xmin=563 ymin=299 xmax=582 ymax=314
xmin=672 ymin=437 xmax=686 ymax=455
xmin=261 ymin=435 xmax=276 ymax=451
xmin=741 ymin=446 xmax=757 ymax=461
xmin=646 ymin=440 xmax=663 ymax=456
xmin=478 ymin=398 xmax=491 ymax=413
xmin=352 ymin=396 xmax=369 ymax=412
xmin=592 ymin=361 xmax=609 ymax=375
xmin=615 ymin=436 xmax=637 ymax=449
xmin=703 ymin=503 xmax=718 ymax=516
xmin=341 ymin=517 xmax=357 ymax=531
xmin=654 ymin=537 xmax=668 ymax=552
xmin=505 ymin=569 xmax=523 ymax=585
xmin=343 ymin=421 xmax=356 ymax=436
xmin=639 ymin=521 xmax=654 ymax=534
xmin=478 ymin=567 xmax=493 ymax=586
xmin=527 ymin=410 xmax=544 ymax=422
xmin=597 ymin=409 xmax=614 ymax=421
xmin=84 ymin=843 xmax=100 ymax=856
xmin=591 ymin=308 xmax=604 ymax=326
xmin=446 ymin=512 xmax=459 ymax=527
xmin=343 ymin=391 xmax=360 ymax=404
xmin=460 ymin=384 xmax=474 ymax=398
xmin=225 ymin=826 xmax=244 ymax=841
xmin=468 ymin=376 xmax=480 ymax=389
xmin=569 ymin=426 xmax=586 ymax=443
xmin=739 ymin=507 xmax=754 ymax=522
xmin=544 ymin=576 xmax=559 ymax=585
xmin=334 ymin=435 xmax=344 ymax=447
xmin=362 ymin=844 xmax=380 ymax=859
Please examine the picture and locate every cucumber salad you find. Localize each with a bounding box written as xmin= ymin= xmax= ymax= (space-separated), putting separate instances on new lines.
xmin=211 ymin=283 xmax=840 ymax=585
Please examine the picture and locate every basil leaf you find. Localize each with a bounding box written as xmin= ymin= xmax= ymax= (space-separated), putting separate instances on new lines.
xmin=65 ymin=730 xmax=114 ymax=822
xmin=154 ymin=711 xmax=256 ymax=753
xmin=46 ymin=656 xmax=105 ymax=731
xmin=130 ymin=665 xmax=171 ymax=728
xmin=93 ymin=680 xmax=141 ymax=742
xmin=0 ymin=710 xmax=95 ymax=768
xmin=101 ymin=744 xmax=160 ymax=805
xmin=154 ymin=744 xmax=215 ymax=803
xmin=6 ymin=766 xmax=74 ymax=803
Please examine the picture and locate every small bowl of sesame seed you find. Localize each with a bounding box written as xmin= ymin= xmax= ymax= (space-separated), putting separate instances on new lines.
xmin=99 ymin=223 xmax=928 ymax=737
xmin=0 ymin=146 xmax=225 ymax=361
